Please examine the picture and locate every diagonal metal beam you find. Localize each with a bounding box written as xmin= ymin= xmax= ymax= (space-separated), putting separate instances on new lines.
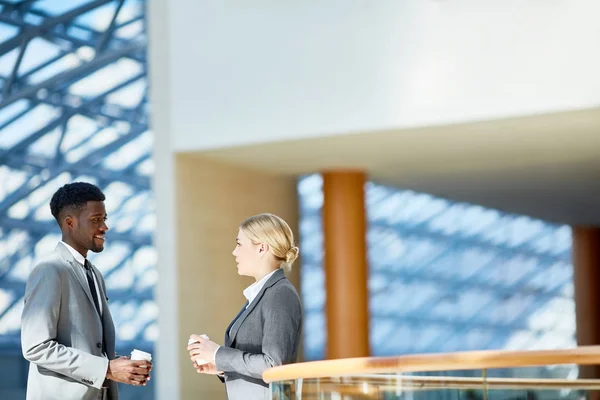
xmin=365 ymin=222 xmax=571 ymax=352
xmin=0 ymin=10 xmax=145 ymax=69
xmin=0 ymin=21 xmax=144 ymax=88
xmin=0 ymin=101 xmax=32 ymax=131
xmin=0 ymin=0 xmax=113 ymax=56
xmin=54 ymin=119 xmax=69 ymax=163
xmin=132 ymin=319 xmax=157 ymax=345
xmin=303 ymin=203 xmax=570 ymax=263
xmin=372 ymin=275 xmax=573 ymax=355
xmin=0 ymin=127 xmax=146 ymax=214
xmin=371 ymin=311 xmax=573 ymax=342
xmin=102 ymin=248 xmax=137 ymax=281
xmin=25 ymin=3 xmax=144 ymax=41
xmin=2 ymin=153 xmax=151 ymax=190
xmin=414 ymin=264 xmax=571 ymax=351
xmin=122 ymin=153 xmax=151 ymax=175
xmin=480 ymin=294 xmax=574 ymax=351
xmin=0 ymin=47 xmax=65 ymax=84
xmin=368 ymin=225 xmax=570 ymax=310
xmin=0 ymin=233 xmax=40 ymax=281
xmin=369 ymin=221 xmax=570 ymax=263
xmin=0 ymin=0 xmax=39 ymax=11
xmin=369 ymin=261 xmax=571 ymax=303
xmin=38 ymin=89 xmax=147 ymax=128
xmin=2 ymin=36 xmax=28 ymax=97
xmin=0 ymin=71 xmax=146 ymax=164
xmin=0 ymin=86 xmax=147 ymax=160
xmin=95 ymin=0 xmax=125 ymax=53
xmin=0 ymin=42 xmax=144 ymax=108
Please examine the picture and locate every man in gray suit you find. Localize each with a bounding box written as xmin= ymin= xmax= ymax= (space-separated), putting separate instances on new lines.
xmin=21 ymin=182 xmax=152 ymax=400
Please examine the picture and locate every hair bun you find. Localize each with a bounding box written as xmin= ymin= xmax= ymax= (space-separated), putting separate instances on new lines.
xmin=285 ymin=246 xmax=299 ymax=264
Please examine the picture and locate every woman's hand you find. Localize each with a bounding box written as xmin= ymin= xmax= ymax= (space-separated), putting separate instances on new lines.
xmin=194 ymin=362 xmax=223 ymax=375
xmin=187 ymin=334 xmax=220 ymax=364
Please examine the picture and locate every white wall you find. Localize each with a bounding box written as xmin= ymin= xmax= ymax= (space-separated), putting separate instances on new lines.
xmin=159 ymin=0 xmax=600 ymax=152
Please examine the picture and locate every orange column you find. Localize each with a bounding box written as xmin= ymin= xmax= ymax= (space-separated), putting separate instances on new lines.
xmin=322 ymin=171 xmax=370 ymax=359
xmin=572 ymin=226 xmax=600 ymax=379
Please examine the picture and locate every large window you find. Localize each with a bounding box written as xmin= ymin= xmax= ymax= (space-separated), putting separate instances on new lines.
xmin=299 ymin=174 xmax=574 ymax=368
xmin=0 ymin=0 xmax=156 ymax=357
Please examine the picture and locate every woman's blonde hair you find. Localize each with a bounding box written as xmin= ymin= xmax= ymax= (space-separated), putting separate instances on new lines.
xmin=240 ymin=213 xmax=299 ymax=272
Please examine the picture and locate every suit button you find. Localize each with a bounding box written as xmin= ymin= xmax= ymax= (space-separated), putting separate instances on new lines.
xmin=97 ymin=343 xmax=102 ymax=349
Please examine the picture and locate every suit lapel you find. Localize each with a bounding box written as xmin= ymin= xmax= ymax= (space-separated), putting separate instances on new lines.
xmin=55 ymin=243 xmax=97 ymax=318
xmin=224 ymin=301 xmax=248 ymax=347
xmin=228 ymin=269 xmax=286 ymax=344
xmin=92 ymin=265 xmax=116 ymax=358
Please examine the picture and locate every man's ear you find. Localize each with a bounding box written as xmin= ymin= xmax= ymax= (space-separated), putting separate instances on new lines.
xmin=64 ymin=215 xmax=76 ymax=229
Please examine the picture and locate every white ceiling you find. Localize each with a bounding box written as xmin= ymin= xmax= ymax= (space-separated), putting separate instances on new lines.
xmin=190 ymin=108 xmax=600 ymax=225
xmin=159 ymin=0 xmax=600 ymax=153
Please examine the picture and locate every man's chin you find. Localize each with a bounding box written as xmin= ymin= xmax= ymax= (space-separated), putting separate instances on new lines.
xmin=90 ymin=246 xmax=104 ymax=253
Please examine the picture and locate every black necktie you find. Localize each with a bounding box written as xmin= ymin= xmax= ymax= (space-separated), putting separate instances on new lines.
xmin=84 ymin=260 xmax=101 ymax=315
xmin=85 ymin=259 xmax=106 ymax=355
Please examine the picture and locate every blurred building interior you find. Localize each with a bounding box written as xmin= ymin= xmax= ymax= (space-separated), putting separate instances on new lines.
xmin=0 ymin=0 xmax=599 ymax=399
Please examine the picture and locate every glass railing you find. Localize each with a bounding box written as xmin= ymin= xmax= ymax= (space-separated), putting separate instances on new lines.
xmin=263 ymin=346 xmax=600 ymax=399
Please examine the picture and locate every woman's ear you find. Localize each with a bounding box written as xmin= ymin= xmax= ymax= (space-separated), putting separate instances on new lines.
xmin=258 ymin=243 xmax=269 ymax=255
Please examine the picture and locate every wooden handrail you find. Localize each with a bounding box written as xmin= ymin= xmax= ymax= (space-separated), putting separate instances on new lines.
xmin=263 ymin=346 xmax=600 ymax=383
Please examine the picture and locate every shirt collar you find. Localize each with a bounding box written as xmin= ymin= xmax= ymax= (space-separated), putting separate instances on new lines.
xmin=60 ymin=241 xmax=86 ymax=266
xmin=243 ymin=269 xmax=279 ymax=305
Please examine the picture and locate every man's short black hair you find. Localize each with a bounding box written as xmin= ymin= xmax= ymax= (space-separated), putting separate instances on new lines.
xmin=50 ymin=182 xmax=106 ymax=225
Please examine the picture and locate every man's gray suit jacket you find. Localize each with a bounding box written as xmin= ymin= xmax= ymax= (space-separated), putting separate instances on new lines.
xmin=215 ymin=268 xmax=303 ymax=400
xmin=21 ymin=242 xmax=118 ymax=400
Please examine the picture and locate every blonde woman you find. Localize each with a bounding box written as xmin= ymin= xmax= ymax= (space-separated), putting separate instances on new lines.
xmin=187 ymin=213 xmax=303 ymax=399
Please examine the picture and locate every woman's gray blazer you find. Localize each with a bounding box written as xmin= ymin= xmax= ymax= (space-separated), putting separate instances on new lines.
xmin=215 ymin=268 xmax=302 ymax=399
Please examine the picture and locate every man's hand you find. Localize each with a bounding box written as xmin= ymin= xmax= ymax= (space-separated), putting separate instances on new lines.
xmin=194 ymin=362 xmax=223 ymax=375
xmin=106 ymin=356 xmax=152 ymax=386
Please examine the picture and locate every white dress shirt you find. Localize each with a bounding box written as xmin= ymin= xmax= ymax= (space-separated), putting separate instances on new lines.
xmin=60 ymin=241 xmax=103 ymax=316
xmin=243 ymin=269 xmax=279 ymax=309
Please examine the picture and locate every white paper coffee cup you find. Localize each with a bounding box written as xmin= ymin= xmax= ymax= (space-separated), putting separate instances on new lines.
xmin=188 ymin=334 xmax=210 ymax=365
xmin=188 ymin=333 xmax=209 ymax=345
xmin=130 ymin=349 xmax=152 ymax=367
